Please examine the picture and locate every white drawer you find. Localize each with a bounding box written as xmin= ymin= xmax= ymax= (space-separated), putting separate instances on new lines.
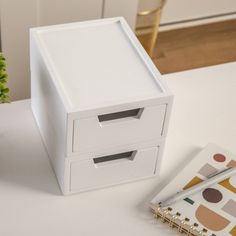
xmin=72 ymin=104 xmax=166 ymax=153
xmin=69 ymin=146 xmax=159 ymax=192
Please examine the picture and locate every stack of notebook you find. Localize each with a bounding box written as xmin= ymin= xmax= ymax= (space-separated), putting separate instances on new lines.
xmin=150 ymin=143 xmax=236 ymax=236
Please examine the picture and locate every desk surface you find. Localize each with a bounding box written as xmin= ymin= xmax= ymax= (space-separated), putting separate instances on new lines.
xmin=0 ymin=62 xmax=236 ymax=236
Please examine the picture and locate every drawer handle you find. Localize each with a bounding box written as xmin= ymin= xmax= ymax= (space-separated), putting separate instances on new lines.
xmin=98 ymin=108 xmax=143 ymax=122
xmin=93 ymin=151 xmax=136 ymax=165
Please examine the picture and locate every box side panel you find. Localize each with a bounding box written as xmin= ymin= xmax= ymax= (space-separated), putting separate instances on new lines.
xmin=30 ymin=32 xmax=68 ymax=193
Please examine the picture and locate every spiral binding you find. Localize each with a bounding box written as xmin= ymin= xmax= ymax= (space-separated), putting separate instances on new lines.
xmin=151 ymin=205 xmax=208 ymax=236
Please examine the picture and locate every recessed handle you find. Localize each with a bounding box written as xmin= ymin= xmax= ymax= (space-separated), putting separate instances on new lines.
xmin=93 ymin=150 xmax=136 ymax=167
xmin=98 ymin=108 xmax=143 ymax=123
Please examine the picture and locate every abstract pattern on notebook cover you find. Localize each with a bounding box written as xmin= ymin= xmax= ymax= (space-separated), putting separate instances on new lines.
xmin=151 ymin=143 xmax=236 ymax=236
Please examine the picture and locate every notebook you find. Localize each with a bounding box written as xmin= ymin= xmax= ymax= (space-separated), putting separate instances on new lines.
xmin=150 ymin=143 xmax=236 ymax=236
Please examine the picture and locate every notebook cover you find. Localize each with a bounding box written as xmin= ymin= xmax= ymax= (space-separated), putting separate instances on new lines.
xmin=151 ymin=143 xmax=236 ymax=236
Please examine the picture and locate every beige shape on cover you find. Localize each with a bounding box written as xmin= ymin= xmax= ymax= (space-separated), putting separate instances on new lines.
xmin=195 ymin=205 xmax=230 ymax=231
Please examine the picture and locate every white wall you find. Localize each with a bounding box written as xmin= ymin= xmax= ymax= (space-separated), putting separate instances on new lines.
xmin=159 ymin=0 xmax=236 ymax=30
xmin=103 ymin=0 xmax=139 ymax=30
xmin=38 ymin=0 xmax=103 ymax=26
xmin=1 ymin=0 xmax=103 ymax=101
xmin=161 ymin=0 xmax=236 ymax=25
xmin=1 ymin=0 xmax=37 ymax=101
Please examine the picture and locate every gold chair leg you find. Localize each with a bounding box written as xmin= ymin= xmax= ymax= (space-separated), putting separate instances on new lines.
xmin=135 ymin=0 xmax=166 ymax=57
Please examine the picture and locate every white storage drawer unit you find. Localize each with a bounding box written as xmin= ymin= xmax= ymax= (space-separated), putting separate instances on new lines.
xmin=30 ymin=17 xmax=173 ymax=194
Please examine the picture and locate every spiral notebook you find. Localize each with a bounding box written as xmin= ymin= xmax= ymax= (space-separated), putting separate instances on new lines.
xmin=150 ymin=143 xmax=236 ymax=236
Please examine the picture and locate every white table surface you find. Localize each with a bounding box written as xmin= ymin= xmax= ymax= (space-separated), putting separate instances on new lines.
xmin=0 ymin=62 xmax=236 ymax=236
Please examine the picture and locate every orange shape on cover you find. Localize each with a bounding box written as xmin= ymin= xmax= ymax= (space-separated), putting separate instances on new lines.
xmin=213 ymin=153 xmax=226 ymax=162
xmin=227 ymin=160 xmax=236 ymax=168
xmin=195 ymin=205 xmax=230 ymax=231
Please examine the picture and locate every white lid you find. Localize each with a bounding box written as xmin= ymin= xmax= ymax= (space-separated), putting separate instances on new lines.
xmin=32 ymin=18 xmax=168 ymax=111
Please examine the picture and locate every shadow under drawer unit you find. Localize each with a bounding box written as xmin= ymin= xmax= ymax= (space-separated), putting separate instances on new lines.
xmin=30 ymin=17 xmax=173 ymax=194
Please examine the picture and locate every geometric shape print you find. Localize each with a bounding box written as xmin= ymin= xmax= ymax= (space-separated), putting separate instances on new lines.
xmin=213 ymin=153 xmax=226 ymax=162
xmin=195 ymin=204 xmax=230 ymax=231
xmin=192 ymin=153 xmax=236 ymax=235
xmin=202 ymin=188 xmax=223 ymax=203
xmin=184 ymin=197 xmax=195 ymax=205
xmin=227 ymin=160 xmax=236 ymax=168
xmin=230 ymin=226 xmax=236 ymax=236
xmin=219 ymin=178 xmax=236 ymax=194
xmin=222 ymin=199 xmax=236 ymax=218
xmin=183 ymin=176 xmax=204 ymax=190
xmin=198 ymin=163 xmax=218 ymax=177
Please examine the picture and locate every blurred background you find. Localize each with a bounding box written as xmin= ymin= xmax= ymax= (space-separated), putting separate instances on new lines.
xmin=1 ymin=0 xmax=236 ymax=101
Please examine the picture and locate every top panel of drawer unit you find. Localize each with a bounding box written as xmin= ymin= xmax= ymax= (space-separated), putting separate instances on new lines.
xmin=31 ymin=17 xmax=171 ymax=113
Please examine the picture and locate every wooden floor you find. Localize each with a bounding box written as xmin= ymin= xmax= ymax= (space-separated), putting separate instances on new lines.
xmin=140 ymin=19 xmax=236 ymax=74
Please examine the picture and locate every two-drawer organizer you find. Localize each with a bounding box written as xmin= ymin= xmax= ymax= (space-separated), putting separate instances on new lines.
xmin=30 ymin=17 xmax=173 ymax=194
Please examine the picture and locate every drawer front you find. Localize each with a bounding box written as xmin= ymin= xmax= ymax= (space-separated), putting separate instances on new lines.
xmin=70 ymin=146 xmax=159 ymax=192
xmin=73 ymin=105 xmax=166 ymax=153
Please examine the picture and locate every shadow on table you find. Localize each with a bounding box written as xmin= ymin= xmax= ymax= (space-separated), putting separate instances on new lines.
xmin=0 ymin=107 xmax=61 ymax=196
